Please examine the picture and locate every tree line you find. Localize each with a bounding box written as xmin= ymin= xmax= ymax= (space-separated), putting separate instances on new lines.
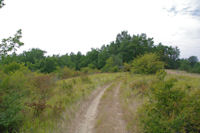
xmin=1 ymin=31 xmax=191 ymax=73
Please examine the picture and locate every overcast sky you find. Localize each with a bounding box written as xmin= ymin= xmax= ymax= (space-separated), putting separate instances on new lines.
xmin=0 ymin=0 xmax=199 ymax=58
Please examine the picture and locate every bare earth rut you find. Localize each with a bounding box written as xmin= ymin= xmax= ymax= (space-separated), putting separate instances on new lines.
xmin=65 ymin=84 xmax=111 ymax=133
xmin=75 ymin=85 xmax=109 ymax=133
xmin=95 ymin=83 xmax=127 ymax=133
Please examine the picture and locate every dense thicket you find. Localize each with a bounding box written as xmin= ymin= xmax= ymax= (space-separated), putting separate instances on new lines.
xmin=0 ymin=31 xmax=182 ymax=73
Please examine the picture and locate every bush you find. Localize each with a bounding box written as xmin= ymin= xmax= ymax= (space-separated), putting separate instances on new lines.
xmin=0 ymin=67 xmax=30 ymax=132
xmin=0 ymin=92 xmax=23 ymax=132
xmin=131 ymin=53 xmax=164 ymax=74
xmin=138 ymin=76 xmax=200 ymax=132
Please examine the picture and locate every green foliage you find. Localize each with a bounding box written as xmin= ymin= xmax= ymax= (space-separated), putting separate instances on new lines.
xmin=102 ymin=57 xmax=119 ymax=72
xmin=0 ymin=93 xmax=23 ymax=132
xmin=0 ymin=30 xmax=24 ymax=57
xmin=156 ymin=69 xmax=167 ymax=80
xmin=0 ymin=66 xmax=30 ymax=132
xmin=188 ymin=56 xmax=198 ymax=66
xmin=123 ymin=62 xmax=131 ymax=72
xmin=179 ymin=59 xmax=191 ymax=71
xmin=131 ymin=53 xmax=164 ymax=74
xmin=155 ymin=44 xmax=180 ymax=69
xmin=0 ymin=31 xmax=182 ymax=73
xmin=40 ymin=57 xmax=58 ymax=73
xmin=179 ymin=57 xmax=200 ymax=74
xmin=138 ymin=74 xmax=200 ymax=133
xmin=191 ymin=63 xmax=200 ymax=73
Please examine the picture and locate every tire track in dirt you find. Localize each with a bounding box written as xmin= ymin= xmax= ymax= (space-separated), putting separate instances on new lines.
xmin=74 ymin=84 xmax=111 ymax=133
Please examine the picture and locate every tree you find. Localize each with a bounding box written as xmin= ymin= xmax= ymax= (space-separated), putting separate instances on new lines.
xmin=188 ymin=56 xmax=198 ymax=66
xmin=85 ymin=48 xmax=99 ymax=68
xmin=116 ymin=31 xmax=131 ymax=43
xmin=155 ymin=43 xmax=180 ymax=69
xmin=19 ymin=48 xmax=46 ymax=64
xmin=98 ymin=45 xmax=110 ymax=69
xmin=40 ymin=57 xmax=57 ymax=73
xmin=179 ymin=59 xmax=191 ymax=71
xmin=102 ymin=57 xmax=119 ymax=72
xmin=0 ymin=30 xmax=24 ymax=57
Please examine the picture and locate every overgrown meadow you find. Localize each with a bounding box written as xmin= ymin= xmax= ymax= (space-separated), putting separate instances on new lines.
xmin=0 ymin=63 xmax=119 ymax=132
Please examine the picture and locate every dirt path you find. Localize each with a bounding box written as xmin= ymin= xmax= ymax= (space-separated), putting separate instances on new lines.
xmin=94 ymin=83 xmax=127 ymax=133
xmin=63 ymin=84 xmax=111 ymax=133
xmin=75 ymin=85 xmax=108 ymax=133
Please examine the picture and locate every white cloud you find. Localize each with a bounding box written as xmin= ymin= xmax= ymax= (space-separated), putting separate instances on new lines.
xmin=0 ymin=0 xmax=199 ymax=59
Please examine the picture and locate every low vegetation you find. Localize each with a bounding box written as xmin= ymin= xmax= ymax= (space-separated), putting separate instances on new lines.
xmin=131 ymin=53 xmax=164 ymax=74
xmin=120 ymin=71 xmax=200 ymax=133
xmin=0 ymin=62 xmax=119 ymax=132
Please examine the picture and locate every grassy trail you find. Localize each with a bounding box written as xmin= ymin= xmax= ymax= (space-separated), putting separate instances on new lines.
xmin=94 ymin=82 xmax=127 ymax=133
xmin=62 ymin=74 xmax=129 ymax=133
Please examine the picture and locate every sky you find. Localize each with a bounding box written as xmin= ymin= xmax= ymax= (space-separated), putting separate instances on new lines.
xmin=0 ymin=0 xmax=200 ymax=59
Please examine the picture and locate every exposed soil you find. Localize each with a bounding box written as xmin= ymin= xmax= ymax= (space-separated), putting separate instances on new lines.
xmin=63 ymin=84 xmax=111 ymax=133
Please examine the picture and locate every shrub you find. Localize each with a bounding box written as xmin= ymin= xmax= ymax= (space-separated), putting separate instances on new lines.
xmin=138 ymin=77 xmax=200 ymax=132
xmin=0 ymin=92 xmax=23 ymax=132
xmin=131 ymin=53 xmax=164 ymax=74
xmin=0 ymin=68 xmax=30 ymax=132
